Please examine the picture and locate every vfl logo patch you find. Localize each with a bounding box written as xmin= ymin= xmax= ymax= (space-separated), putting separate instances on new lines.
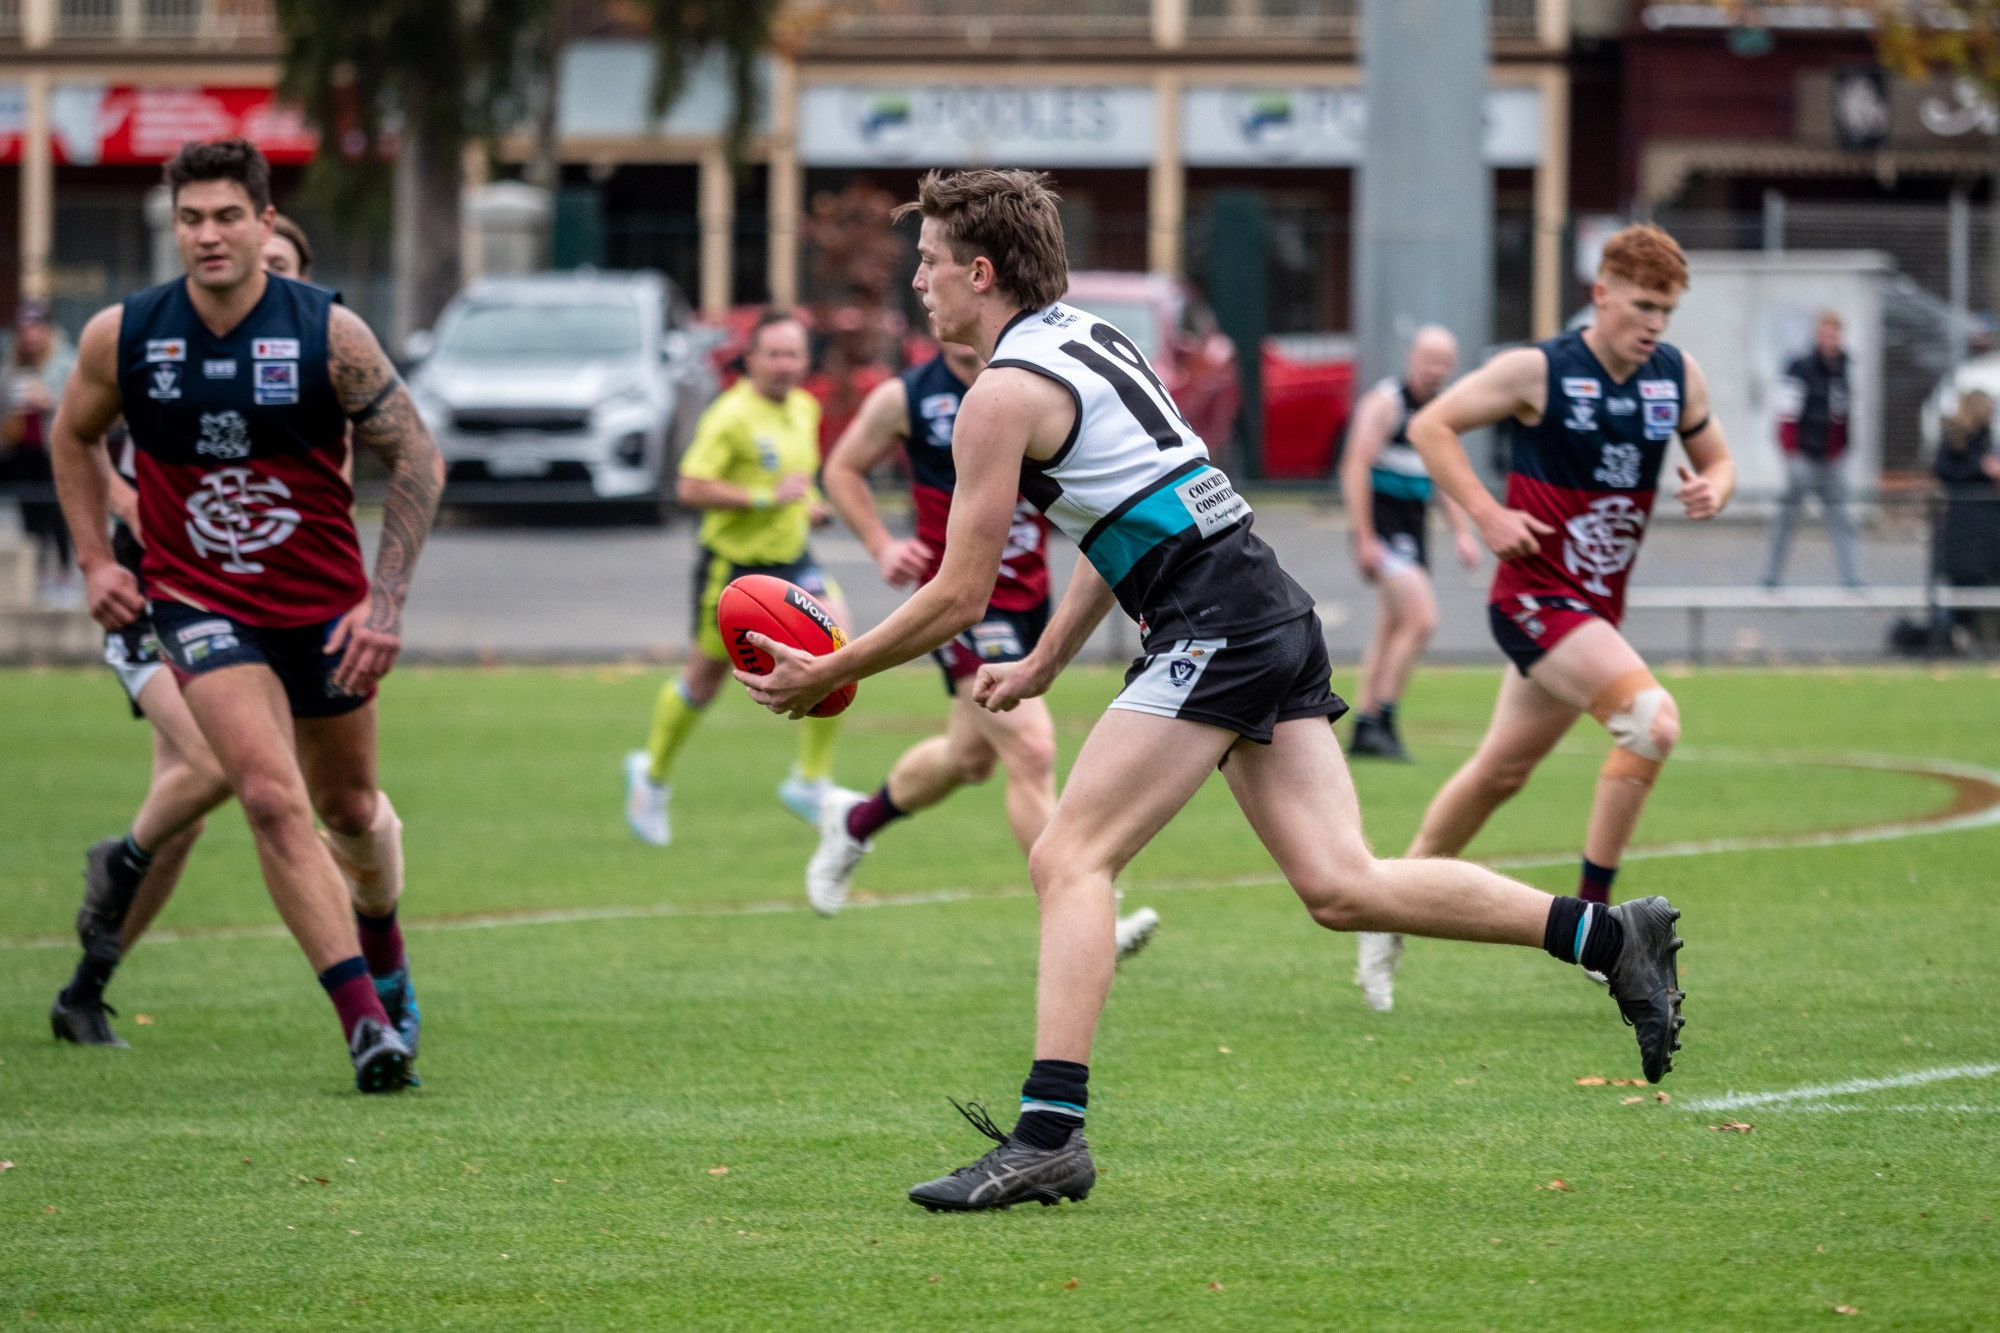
xmin=785 ymin=587 xmax=847 ymax=648
xmin=252 ymin=338 xmax=300 ymax=360
xmin=203 ymin=358 xmax=237 ymax=379
xmin=1564 ymin=401 xmax=1597 ymax=434
xmin=1561 ymin=377 xmax=1602 ymax=399
xmin=148 ymin=363 xmax=181 ymax=400
xmin=918 ymin=392 xmax=960 ymax=447
xmin=254 ymin=361 xmax=299 ymax=405
xmin=1643 ymin=401 xmax=1678 ymax=440
xmin=145 ymin=339 xmax=186 ymax=363
xmin=1168 ymin=657 xmax=1198 ymax=687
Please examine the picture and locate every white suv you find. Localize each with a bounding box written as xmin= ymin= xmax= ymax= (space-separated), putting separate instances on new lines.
xmin=408 ymin=271 xmax=716 ymax=512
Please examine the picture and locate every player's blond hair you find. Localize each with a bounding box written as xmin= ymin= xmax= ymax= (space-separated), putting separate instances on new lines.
xmin=892 ymin=169 xmax=1069 ymax=311
xmin=1598 ymin=223 xmax=1688 ymax=294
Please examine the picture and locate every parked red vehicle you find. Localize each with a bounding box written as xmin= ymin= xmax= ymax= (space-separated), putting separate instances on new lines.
xmin=1262 ymin=334 xmax=1356 ymax=480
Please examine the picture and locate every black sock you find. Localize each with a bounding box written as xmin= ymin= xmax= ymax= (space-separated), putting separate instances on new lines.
xmin=1544 ymin=897 xmax=1624 ymax=974
xmin=93 ymin=833 xmax=152 ymax=930
xmin=1377 ymin=700 xmax=1398 ymax=727
xmin=64 ymin=835 xmax=152 ymax=1008
xmin=1013 ymin=1058 xmax=1088 ymax=1150
xmin=1579 ymin=858 xmax=1617 ymax=905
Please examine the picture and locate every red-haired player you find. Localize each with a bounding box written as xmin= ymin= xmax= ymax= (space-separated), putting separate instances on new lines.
xmin=1353 ymin=224 xmax=1735 ymax=1012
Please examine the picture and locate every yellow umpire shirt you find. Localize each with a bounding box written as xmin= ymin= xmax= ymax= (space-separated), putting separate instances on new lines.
xmin=678 ymin=379 xmax=823 ymax=567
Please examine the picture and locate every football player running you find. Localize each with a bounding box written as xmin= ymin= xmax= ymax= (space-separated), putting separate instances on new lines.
xmin=738 ymin=171 xmax=1688 ymax=1212
xmin=812 ymin=341 xmax=1159 ymax=957
xmin=51 ymin=211 xmax=335 ymax=1048
xmin=50 ymin=140 xmax=440 ymax=1091
xmin=1353 ymin=223 xmax=1734 ymax=1014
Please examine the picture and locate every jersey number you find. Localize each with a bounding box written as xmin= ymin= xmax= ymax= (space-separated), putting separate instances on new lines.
xmin=1061 ymin=323 xmax=1192 ymax=451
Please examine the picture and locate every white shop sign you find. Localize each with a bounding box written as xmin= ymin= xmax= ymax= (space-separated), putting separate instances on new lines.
xmin=798 ymin=85 xmax=1156 ymax=166
xmin=1181 ymin=85 xmax=1544 ymax=167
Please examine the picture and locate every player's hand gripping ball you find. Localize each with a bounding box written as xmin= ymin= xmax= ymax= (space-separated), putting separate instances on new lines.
xmin=716 ymin=574 xmax=857 ymax=718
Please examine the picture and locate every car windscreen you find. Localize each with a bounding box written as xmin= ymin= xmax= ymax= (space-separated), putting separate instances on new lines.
xmin=442 ymin=301 xmax=644 ymax=359
xmin=1062 ymin=298 xmax=1159 ymax=361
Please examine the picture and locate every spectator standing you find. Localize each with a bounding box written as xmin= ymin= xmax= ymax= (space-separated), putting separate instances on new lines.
xmin=2 ymin=300 xmax=81 ymax=603
xmin=1934 ymin=390 xmax=2000 ymax=642
xmin=1762 ymin=310 xmax=1862 ymax=588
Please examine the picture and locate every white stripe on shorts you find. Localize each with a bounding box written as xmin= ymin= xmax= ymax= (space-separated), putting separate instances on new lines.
xmin=1107 ymin=636 xmax=1227 ymax=721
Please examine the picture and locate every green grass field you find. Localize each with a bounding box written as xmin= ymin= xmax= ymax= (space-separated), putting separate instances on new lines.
xmin=3 ymin=662 xmax=1999 ymax=1330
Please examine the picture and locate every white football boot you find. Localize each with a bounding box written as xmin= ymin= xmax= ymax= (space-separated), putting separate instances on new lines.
xmin=1114 ymin=906 xmax=1161 ymax=963
xmin=778 ymin=766 xmax=831 ymax=825
xmin=1354 ymin=931 xmax=1405 ymax=1012
xmin=623 ymin=751 xmax=671 ymax=847
xmin=806 ymin=787 xmax=870 ymax=917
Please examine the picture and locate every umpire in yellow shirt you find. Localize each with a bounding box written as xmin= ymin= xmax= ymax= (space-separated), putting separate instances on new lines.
xmin=624 ymin=309 xmax=852 ymax=846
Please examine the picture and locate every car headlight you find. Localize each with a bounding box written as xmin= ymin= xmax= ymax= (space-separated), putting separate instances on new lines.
xmin=597 ymin=387 xmax=651 ymax=418
xmin=612 ymin=431 xmax=648 ymax=467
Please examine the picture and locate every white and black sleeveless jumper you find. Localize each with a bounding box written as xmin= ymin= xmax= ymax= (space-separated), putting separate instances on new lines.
xmin=992 ymin=303 xmax=1313 ymax=644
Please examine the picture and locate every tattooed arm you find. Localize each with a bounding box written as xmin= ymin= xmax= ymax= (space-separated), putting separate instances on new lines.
xmin=324 ymin=303 xmax=445 ymax=695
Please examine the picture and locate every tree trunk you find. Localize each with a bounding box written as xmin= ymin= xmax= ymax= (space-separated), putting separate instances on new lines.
xmin=392 ymin=97 xmax=464 ymax=354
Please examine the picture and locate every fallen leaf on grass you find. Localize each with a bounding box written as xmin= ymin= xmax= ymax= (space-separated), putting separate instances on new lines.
xmin=313 ymin=1177 xmax=330 ymax=1185
xmin=134 ymin=1014 xmax=154 ymax=1026
xmin=1218 ymin=1046 xmax=1232 ymax=1054
xmin=1207 ymin=1282 xmax=1224 ymax=1291
xmin=1574 ymin=1076 xmax=1608 ymax=1086
xmin=43 ymin=1205 xmax=55 ymax=1214
xmin=707 ymin=1166 xmax=729 ymax=1176
xmin=1710 ymin=1121 xmax=1754 ymax=1134
xmin=0 ymin=1161 xmax=13 ymax=1173
xmin=1621 ymin=1096 xmax=1645 ymax=1105
xmin=1535 ymin=1179 xmax=1572 ymax=1192
xmin=1653 ymin=1092 xmax=1671 ymax=1104
xmin=1063 ymin=1278 xmax=1079 ymax=1289
xmin=927 ymin=1274 xmax=941 ymax=1284
xmin=1611 ymin=1078 xmax=1646 ymax=1087
xmin=1833 ymin=1305 xmax=1860 ymax=1316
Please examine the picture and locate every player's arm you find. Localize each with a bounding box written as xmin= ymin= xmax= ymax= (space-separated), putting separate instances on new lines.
xmin=973 ymin=555 xmax=1118 ymax=714
xmin=1406 ymin=346 xmax=1556 ymax=560
xmin=738 ymin=369 xmax=1050 ymax=718
xmin=1338 ymin=385 xmax=1394 ymax=578
xmin=49 ymin=307 xmax=143 ymax=630
xmin=1672 ymin=354 xmax=1734 ymax=521
xmin=823 ymin=376 xmax=931 ymax=587
xmin=326 ymin=303 xmax=444 ymax=695
xmin=1439 ymin=493 xmax=1481 ymax=568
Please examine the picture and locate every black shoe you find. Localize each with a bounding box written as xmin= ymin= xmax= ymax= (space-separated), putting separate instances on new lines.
xmin=908 ymin=1100 xmax=1096 ymax=1212
xmin=349 ymin=1017 xmax=413 ymax=1094
xmin=1349 ymin=714 xmax=1414 ymax=762
xmin=1603 ymin=896 xmax=1684 ymax=1083
xmin=51 ymin=993 xmax=129 ymax=1048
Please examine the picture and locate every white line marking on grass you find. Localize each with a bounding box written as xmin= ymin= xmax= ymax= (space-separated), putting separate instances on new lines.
xmin=1 ymin=753 xmax=1995 ymax=951
xmin=1774 ymin=1103 xmax=2000 ymax=1114
xmin=1677 ymin=1063 xmax=2000 ymax=1113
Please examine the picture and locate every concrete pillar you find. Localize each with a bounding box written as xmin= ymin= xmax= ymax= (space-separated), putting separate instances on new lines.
xmin=1152 ymin=0 xmax=1186 ymax=49
xmin=1148 ymin=70 xmax=1184 ymax=276
xmin=1531 ymin=67 xmax=1569 ymax=339
xmin=19 ymin=70 xmax=52 ymax=304
xmin=698 ymin=145 xmax=733 ymax=318
xmin=1356 ymin=0 xmax=1490 ymax=408
xmin=766 ymin=57 xmax=800 ymax=307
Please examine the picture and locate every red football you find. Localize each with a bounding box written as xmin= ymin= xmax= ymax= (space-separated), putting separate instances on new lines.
xmin=716 ymin=574 xmax=857 ymax=718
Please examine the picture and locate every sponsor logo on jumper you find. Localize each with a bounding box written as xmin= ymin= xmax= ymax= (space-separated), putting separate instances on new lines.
xmin=1606 ymin=396 xmax=1637 ymax=415
xmin=785 ymin=587 xmax=846 ymax=647
xmin=754 ymin=434 xmax=781 ymax=472
xmin=1644 ymin=401 xmax=1678 ymax=440
xmin=145 ymin=339 xmax=186 ymax=363
xmin=969 ymin=620 xmax=1022 ymax=659
xmin=252 ymin=338 xmax=300 ymax=360
xmin=1638 ymin=379 xmax=1677 ymax=400
xmin=148 ymin=363 xmax=181 ymax=400
xmin=1594 ymin=441 xmax=1643 ymax=489
xmin=195 ymin=410 xmax=251 ymax=460
xmin=203 ymin=358 xmax=237 ymax=378
xmin=1563 ymin=494 xmax=1647 ymax=596
xmin=1174 ymin=468 xmax=1251 ymax=538
xmin=254 ymin=360 xmax=299 ymax=405
xmin=1041 ymin=308 xmax=1080 ymax=328
xmin=1168 ymin=657 xmax=1198 ymax=687
xmin=176 ymin=618 xmax=234 ymax=644
xmin=1561 ymin=377 xmax=1601 ymax=399
xmin=184 ymin=467 xmax=301 ymax=574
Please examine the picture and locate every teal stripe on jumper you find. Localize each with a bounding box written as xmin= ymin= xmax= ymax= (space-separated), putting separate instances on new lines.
xmin=1370 ymin=467 xmax=1433 ymax=502
xmin=1020 ymin=1098 xmax=1086 ymax=1118
xmin=1081 ymin=472 xmax=1207 ymax=588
